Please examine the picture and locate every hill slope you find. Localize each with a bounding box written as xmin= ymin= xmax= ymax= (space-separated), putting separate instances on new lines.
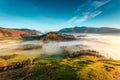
xmin=39 ymin=32 xmax=76 ymax=41
xmin=13 ymin=29 xmax=41 ymax=35
xmin=0 ymin=53 xmax=120 ymax=80
xmin=0 ymin=28 xmax=30 ymax=39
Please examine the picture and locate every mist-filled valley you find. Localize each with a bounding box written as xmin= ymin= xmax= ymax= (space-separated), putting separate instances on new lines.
xmin=1 ymin=33 xmax=120 ymax=60
xmin=1 ymin=32 xmax=120 ymax=80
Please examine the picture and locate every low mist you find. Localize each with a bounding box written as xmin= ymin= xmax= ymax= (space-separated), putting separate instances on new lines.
xmin=0 ymin=33 xmax=120 ymax=60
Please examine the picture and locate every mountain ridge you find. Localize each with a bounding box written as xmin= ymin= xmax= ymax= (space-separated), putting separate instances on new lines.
xmin=0 ymin=27 xmax=41 ymax=39
xmin=58 ymin=26 xmax=120 ymax=33
xmin=0 ymin=28 xmax=30 ymax=38
xmin=13 ymin=28 xmax=41 ymax=35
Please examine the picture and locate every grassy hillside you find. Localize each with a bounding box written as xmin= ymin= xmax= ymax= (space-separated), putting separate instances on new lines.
xmin=0 ymin=28 xmax=31 ymax=40
xmin=0 ymin=53 xmax=120 ymax=80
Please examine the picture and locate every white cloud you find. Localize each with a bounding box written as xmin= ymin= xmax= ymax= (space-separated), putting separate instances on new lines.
xmin=75 ymin=10 xmax=102 ymax=23
xmin=67 ymin=10 xmax=103 ymax=23
xmin=75 ymin=15 xmax=88 ymax=23
xmin=67 ymin=0 xmax=110 ymax=24
xmin=92 ymin=0 xmax=111 ymax=9
xmin=67 ymin=16 xmax=78 ymax=23
xmin=90 ymin=10 xmax=103 ymax=18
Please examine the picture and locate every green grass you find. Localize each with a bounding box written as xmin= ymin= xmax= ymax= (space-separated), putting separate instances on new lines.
xmin=0 ymin=55 xmax=120 ymax=80
xmin=24 ymin=64 xmax=78 ymax=80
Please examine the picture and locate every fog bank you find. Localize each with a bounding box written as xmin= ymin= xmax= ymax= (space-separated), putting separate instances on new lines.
xmin=0 ymin=33 xmax=120 ymax=60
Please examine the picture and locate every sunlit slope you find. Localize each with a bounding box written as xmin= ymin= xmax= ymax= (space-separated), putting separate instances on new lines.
xmin=0 ymin=28 xmax=30 ymax=39
xmin=0 ymin=55 xmax=120 ymax=80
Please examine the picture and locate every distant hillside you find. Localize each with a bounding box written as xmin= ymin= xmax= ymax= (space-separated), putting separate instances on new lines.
xmin=0 ymin=28 xmax=30 ymax=38
xmin=21 ymin=32 xmax=76 ymax=41
xmin=39 ymin=32 xmax=76 ymax=41
xmin=58 ymin=26 xmax=120 ymax=33
xmin=14 ymin=29 xmax=41 ymax=35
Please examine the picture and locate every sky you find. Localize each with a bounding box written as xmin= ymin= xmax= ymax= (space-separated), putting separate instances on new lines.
xmin=0 ymin=0 xmax=120 ymax=31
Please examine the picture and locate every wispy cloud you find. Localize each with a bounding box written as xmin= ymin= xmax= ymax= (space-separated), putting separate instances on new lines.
xmin=75 ymin=10 xmax=102 ymax=23
xmin=92 ymin=0 xmax=111 ymax=9
xmin=67 ymin=16 xmax=78 ymax=23
xmin=67 ymin=0 xmax=111 ymax=24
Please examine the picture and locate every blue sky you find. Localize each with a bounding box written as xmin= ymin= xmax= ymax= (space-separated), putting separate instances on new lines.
xmin=0 ymin=0 xmax=120 ymax=31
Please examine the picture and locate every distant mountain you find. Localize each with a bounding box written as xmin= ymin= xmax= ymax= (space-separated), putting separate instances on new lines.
xmin=58 ymin=26 xmax=120 ymax=33
xmin=13 ymin=29 xmax=41 ymax=35
xmin=0 ymin=28 xmax=30 ymax=38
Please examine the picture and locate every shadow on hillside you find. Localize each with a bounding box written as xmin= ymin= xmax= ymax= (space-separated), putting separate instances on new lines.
xmin=21 ymin=35 xmax=42 ymax=41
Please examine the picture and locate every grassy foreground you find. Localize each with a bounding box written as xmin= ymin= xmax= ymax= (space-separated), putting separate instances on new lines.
xmin=0 ymin=54 xmax=120 ymax=80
